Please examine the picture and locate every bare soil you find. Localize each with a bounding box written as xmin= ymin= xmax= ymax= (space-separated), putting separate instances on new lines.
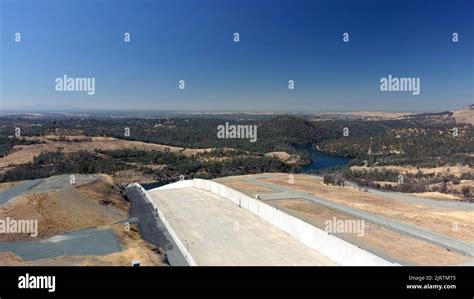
xmin=0 ymin=224 xmax=165 ymax=266
xmin=259 ymin=174 xmax=474 ymax=242
xmin=0 ymin=174 xmax=127 ymax=242
xmin=270 ymin=199 xmax=468 ymax=265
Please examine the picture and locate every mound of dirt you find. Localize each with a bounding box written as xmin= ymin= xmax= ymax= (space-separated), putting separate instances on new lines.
xmin=0 ymin=224 xmax=165 ymax=266
xmin=0 ymin=174 xmax=128 ymax=242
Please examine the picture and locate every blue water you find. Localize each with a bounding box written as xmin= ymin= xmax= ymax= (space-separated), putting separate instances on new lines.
xmin=293 ymin=143 xmax=351 ymax=172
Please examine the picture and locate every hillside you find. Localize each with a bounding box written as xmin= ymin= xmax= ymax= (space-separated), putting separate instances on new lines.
xmin=0 ymin=174 xmax=166 ymax=266
xmin=453 ymin=105 xmax=474 ymax=125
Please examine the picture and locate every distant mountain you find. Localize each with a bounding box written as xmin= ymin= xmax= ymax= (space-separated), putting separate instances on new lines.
xmin=452 ymin=105 xmax=474 ymax=125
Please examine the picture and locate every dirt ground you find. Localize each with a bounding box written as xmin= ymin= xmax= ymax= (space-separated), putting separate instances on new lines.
xmin=269 ymin=199 xmax=468 ymax=266
xmin=351 ymin=164 xmax=474 ymax=177
xmin=0 ymin=181 xmax=24 ymax=193
xmin=263 ymin=151 xmax=302 ymax=165
xmin=0 ymin=174 xmax=166 ymax=266
xmin=214 ymin=177 xmax=275 ymax=196
xmin=412 ymin=192 xmax=462 ymax=201
xmin=453 ymin=106 xmax=474 ymax=125
xmin=257 ymin=174 xmax=473 ymax=242
xmin=0 ymin=224 xmax=165 ymax=266
xmin=112 ymin=169 xmax=157 ymax=186
xmin=374 ymin=179 xmax=473 ymax=201
xmin=0 ymin=136 xmax=217 ymax=173
xmin=0 ymin=135 xmax=297 ymax=173
xmin=0 ymin=174 xmax=128 ymax=242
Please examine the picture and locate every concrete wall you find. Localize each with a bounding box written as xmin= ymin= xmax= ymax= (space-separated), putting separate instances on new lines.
xmin=154 ymin=179 xmax=398 ymax=266
xmin=128 ymin=183 xmax=196 ymax=266
xmin=158 ymin=180 xmax=195 ymax=190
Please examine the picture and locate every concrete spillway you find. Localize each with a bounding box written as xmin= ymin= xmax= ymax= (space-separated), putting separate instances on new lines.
xmin=137 ymin=179 xmax=397 ymax=266
xmin=148 ymin=186 xmax=335 ymax=266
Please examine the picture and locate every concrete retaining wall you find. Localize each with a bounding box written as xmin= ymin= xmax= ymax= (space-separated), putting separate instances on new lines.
xmin=154 ymin=179 xmax=397 ymax=266
xmin=128 ymin=183 xmax=196 ymax=266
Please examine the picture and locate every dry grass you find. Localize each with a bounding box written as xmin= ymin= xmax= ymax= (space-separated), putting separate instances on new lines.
xmin=259 ymin=174 xmax=474 ymax=242
xmin=112 ymin=169 xmax=157 ymax=186
xmin=453 ymin=106 xmax=474 ymax=125
xmin=213 ymin=177 xmax=275 ymax=196
xmin=0 ymin=173 xmax=166 ymax=266
xmin=220 ymin=173 xmax=474 ymax=242
xmin=412 ymin=192 xmax=462 ymax=201
xmin=270 ymin=199 xmax=467 ymax=265
xmin=0 ymin=175 xmax=127 ymax=242
xmin=0 ymin=136 xmax=221 ymax=173
xmin=0 ymin=181 xmax=24 ymax=192
xmin=264 ymin=151 xmax=302 ymax=165
xmin=0 ymin=135 xmax=296 ymax=174
xmin=350 ymin=165 xmax=473 ymax=177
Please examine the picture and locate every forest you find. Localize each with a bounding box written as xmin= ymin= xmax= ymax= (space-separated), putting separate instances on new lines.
xmin=0 ymin=112 xmax=471 ymax=199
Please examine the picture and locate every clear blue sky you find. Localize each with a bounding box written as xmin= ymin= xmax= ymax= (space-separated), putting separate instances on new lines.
xmin=1 ymin=0 xmax=472 ymax=112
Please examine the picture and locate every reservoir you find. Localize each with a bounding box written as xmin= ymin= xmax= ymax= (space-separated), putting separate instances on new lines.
xmin=292 ymin=143 xmax=351 ymax=172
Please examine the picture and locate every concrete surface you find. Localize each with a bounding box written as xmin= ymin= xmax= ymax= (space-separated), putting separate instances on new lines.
xmin=27 ymin=174 xmax=101 ymax=194
xmin=243 ymin=176 xmax=474 ymax=257
xmin=180 ymin=179 xmax=396 ymax=265
xmin=0 ymin=174 xmax=102 ymax=206
xmin=0 ymin=228 xmax=121 ymax=260
xmin=126 ymin=185 xmax=188 ymax=266
xmin=301 ymin=174 xmax=474 ymax=210
xmin=148 ymin=187 xmax=336 ymax=266
xmin=0 ymin=179 xmax=44 ymax=205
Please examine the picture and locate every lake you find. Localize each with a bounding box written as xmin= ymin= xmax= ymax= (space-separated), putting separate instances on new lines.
xmin=292 ymin=143 xmax=351 ymax=172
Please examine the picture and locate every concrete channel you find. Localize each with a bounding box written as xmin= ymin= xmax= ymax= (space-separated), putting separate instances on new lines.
xmin=126 ymin=185 xmax=188 ymax=266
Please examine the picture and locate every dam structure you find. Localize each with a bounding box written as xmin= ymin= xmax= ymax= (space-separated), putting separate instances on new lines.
xmin=134 ymin=179 xmax=397 ymax=266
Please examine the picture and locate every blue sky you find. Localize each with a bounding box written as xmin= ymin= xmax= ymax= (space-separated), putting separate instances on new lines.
xmin=1 ymin=0 xmax=472 ymax=112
